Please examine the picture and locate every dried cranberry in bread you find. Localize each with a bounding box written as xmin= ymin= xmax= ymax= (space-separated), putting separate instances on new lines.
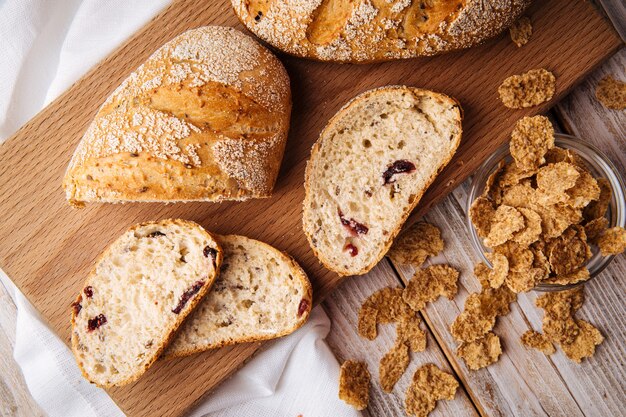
xmin=163 ymin=234 xmax=313 ymax=358
xmin=63 ymin=26 xmax=291 ymax=206
xmin=70 ymin=219 xmax=222 ymax=387
xmin=232 ymin=0 xmax=531 ymax=63
xmin=303 ymin=86 xmax=462 ymax=276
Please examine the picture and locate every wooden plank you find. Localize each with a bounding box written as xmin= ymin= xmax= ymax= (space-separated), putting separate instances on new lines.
xmin=323 ymin=259 xmax=478 ymax=417
xmin=0 ymin=1 xmax=620 ymax=416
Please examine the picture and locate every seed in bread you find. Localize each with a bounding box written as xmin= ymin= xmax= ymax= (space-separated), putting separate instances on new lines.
xmin=232 ymin=0 xmax=531 ymax=63
xmin=163 ymin=235 xmax=312 ymax=357
xmin=303 ymin=86 xmax=462 ymax=276
xmin=63 ymin=26 xmax=291 ymax=206
xmin=70 ymin=219 xmax=222 ymax=387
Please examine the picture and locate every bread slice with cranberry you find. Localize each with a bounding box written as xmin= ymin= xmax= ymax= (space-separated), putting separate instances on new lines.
xmin=70 ymin=219 xmax=222 ymax=387
xmin=163 ymin=234 xmax=312 ymax=358
xmin=303 ymin=86 xmax=462 ymax=276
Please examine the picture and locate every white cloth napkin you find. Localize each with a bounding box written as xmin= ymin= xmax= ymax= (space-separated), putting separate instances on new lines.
xmin=0 ymin=1 xmax=359 ymax=416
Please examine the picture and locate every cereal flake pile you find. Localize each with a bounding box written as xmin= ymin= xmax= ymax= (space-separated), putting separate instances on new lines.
xmin=339 ymin=221 xmax=460 ymax=416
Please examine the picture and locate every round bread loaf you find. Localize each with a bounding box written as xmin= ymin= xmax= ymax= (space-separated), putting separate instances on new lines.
xmin=63 ymin=26 xmax=291 ymax=206
xmin=232 ymin=0 xmax=531 ymax=63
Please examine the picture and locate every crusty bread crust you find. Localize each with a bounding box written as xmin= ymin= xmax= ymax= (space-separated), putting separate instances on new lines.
xmin=162 ymin=234 xmax=313 ymax=359
xmin=70 ymin=219 xmax=223 ymax=387
xmin=303 ymin=86 xmax=462 ymax=276
xmin=63 ymin=26 xmax=291 ymax=206
xmin=232 ymin=0 xmax=531 ymax=63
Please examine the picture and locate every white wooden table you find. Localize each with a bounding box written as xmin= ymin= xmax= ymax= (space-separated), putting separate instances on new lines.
xmin=1 ymin=2 xmax=624 ymax=416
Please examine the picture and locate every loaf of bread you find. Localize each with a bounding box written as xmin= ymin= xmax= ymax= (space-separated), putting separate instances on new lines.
xmin=163 ymin=234 xmax=312 ymax=357
xmin=232 ymin=0 xmax=531 ymax=63
xmin=63 ymin=26 xmax=291 ymax=207
xmin=70 ymin=219 xmax=222 ymax=387
xmin=303 ymin=86 xmax=462 ymax=276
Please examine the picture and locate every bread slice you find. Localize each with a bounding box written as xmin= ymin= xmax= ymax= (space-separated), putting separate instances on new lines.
xmin=303 ymin=86 xmax=462 ymax=276
xmin=163 ymin=235 xmax=312 ymax=358
xmin=70 ymin=219 xmax=222 ymax=387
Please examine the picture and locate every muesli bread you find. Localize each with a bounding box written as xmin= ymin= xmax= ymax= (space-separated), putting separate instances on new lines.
xmin=232 ymin=0 xmax=531 ymax=63
xmin=63 ymin=26 xmax=291 ymax=206
xmin=303 ymin=86 xmax=462 ymax=276
xmin=163 ymin=234 xmax=313 ymax=357
xmin=70 ymin=219 xmax=222 ymax=387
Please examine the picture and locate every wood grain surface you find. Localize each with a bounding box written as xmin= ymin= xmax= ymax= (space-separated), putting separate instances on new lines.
xmin=0 ymin=0 xmax=621 ymax=416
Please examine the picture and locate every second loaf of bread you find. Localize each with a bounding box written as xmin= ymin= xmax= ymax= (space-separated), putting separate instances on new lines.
xmin=63 ymin=26 xmax=291 ymax=206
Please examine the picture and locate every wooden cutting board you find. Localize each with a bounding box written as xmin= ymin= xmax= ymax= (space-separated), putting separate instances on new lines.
xmin=0 ymin=0 xmax=620 ymax=416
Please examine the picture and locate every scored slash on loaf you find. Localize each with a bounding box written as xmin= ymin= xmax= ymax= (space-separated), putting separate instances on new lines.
xmin=63 ymin=26 xmax=291 ymax=206
xmin=232 ymin=0 xmax=531 ymax=63
xmin=303 ymin=86 xmax=462 ymax=276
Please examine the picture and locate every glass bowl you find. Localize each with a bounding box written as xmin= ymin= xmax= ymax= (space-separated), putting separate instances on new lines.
xmin=466 ymin=133 xmax=626 ymax=291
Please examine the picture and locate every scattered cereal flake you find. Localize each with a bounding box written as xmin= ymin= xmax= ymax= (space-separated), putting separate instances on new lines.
xmin=494 ymin=241 xmax=534 ymax=272
xmin=547 ymin=226 xmax=592 ymax=276
xmin=520 ymin=330 xmax=555 ymax=355
xmin=397 ymin=317 xmax=427 ymax=353
xmin=498 ymin=161 xmax=535 ymax=189
xmin=597 ymin=227 xmax=626 ymax=256
xmin=584 ymin=217 xmax=609 ymax=243
xmin=510 ymin=116 xmax=555 ymax=170
xmin=566 ymin=169 xmax=600 ymax=208
xmin=485 ymin=205 xmax=525 ymax=247
xmin=339 ymin=360 xmax=370 ymax=410
xmin=405 ymin=364 xmax=458 ymax=417
xmin=536 ymin=287 xmax=584 ymax=319
xmin=474 ymin=262 xmax=492 ymax=290
xmin=469 ymin=197 xmax=496 ymax=239
xmin=512 ymin=207 xmax=543 ymax=245
xmin=403 ymin=265 xmax=460 ymax=311
xmin=501 ymin=181 xmax=537 ymax=209
xmin=584 ymin=178 xmax=611 ymax=221
xmin=484 ymin=253 xmax=509 ymax=288
xmin=536 ymin=162 xmax=579 ymax=196
xmin=457 ymin=332 xmax=502 ymax=370
xmin=357 ymin=306 xmax=378 ymax=340
xmin=505 ymin=268 xmax=544 ymax=293
xmin=380 ymin=342 xmax=410 ymax=393
xmin=509 ymin=16 xmax=532 ymax=47
xmin=498 ymin=69 xmax=556 ymax=109
xmin=358 ymin=287 xmax=413 ymax=340
xmin=544 ymin=267 xmax=590 ymax=285
xmin=544 ymin=147 xmax=587 ymax=169
xmin=389 ymin=222 xmax=444 ymax=267
xmin=450 ymin=287 xmax=516 ymax=342
xmin=560 ymin=320 xmax=604 ymax=363
xmin=537 ymin=203 xmax=582 ymax=239
xmin=595 ymin=75 xmax=626 ymax=110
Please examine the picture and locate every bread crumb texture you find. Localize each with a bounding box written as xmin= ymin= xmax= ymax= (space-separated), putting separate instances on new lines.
xmin=405 ymin=364 xmax=458 ymax=417
xmin=164 ymin=234 xmax=312 ymax=357
xmin=64 ymin=26 xmax=291 ymax=204
xmin=339 ymin=360 xmax=371 ymax=410
xmin=71 ymin=219 xmax=220 ymax=387
xmin=595 ymin=75 xmax=626 ymax=110
xmin=303 ymin=86 xmax=461 ymax=276
xmin=498 ymin=68 xmax=555 ymax=108
xmin=232 ymin=0 xmax=531 ymax=62
xmin=509 ymin=15 xmax=532 ymax=47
